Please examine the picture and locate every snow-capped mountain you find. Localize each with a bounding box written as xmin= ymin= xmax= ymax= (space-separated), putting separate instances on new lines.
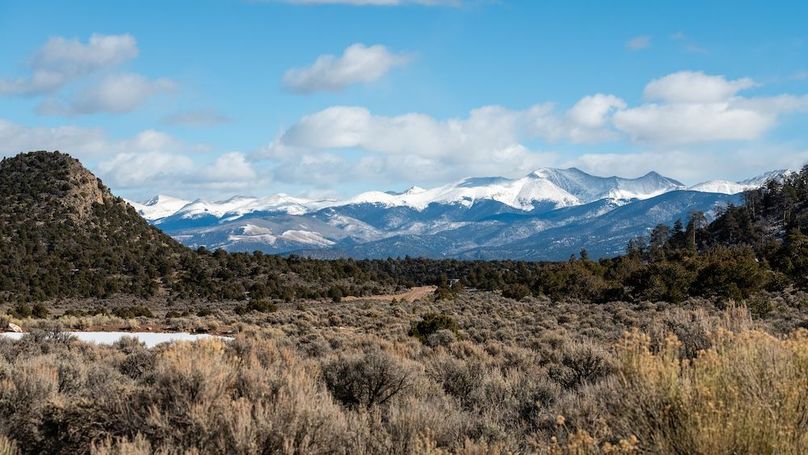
xmin=167 ymin=194 xmax=330 ymax=221
xmin=344 ymin=168 xmax=684 ymax=210
xmin=688 ymin=170 xmax=793 ymax=195
xmin=127 ymin=167 xmax=788 ymax=260
xmin=127 ymin=195 xmax=191 ymax=221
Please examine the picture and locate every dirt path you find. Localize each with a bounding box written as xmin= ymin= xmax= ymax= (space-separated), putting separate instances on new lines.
xmin=342 ymin=286 xmax=436 ymax=303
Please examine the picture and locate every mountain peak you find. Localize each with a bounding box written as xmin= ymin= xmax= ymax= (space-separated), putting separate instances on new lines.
xmin=131 ymin=194 xmax=192 ymax=221
xmin=0 ymin=150 xmax=113 ymax=221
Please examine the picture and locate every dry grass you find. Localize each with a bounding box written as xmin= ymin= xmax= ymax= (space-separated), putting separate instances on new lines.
xmin=605 ymin=328 xmax=808 ymax=454
xmin=0 ymin=291 xmax=806 ymax=453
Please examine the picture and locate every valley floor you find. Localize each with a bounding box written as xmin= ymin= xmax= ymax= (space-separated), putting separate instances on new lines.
xmin=0 ymin=290 xmax=807 ymax=454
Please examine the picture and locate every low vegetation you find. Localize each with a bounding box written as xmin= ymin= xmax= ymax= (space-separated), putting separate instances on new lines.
xmin=0 ymin=291 xmax=804 ymax=454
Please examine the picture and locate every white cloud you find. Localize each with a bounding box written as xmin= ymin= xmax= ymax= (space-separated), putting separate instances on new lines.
xmin=268 ymin=99 xmax=624 ymax=164
xmin=33 ymin=33 xmax=138 ymax=72
xmin=558 ymin=94 xmax=627 ymax=143
xmin=611 ymin=71 xmax=808 ymax=144
xmin=258 ymin=105 xmax=561 ymax=185
xmin=0 ymin=117 xmax=257 ymax=194
xmin=257 ymin=70 xmax=808 ymax=186
xmin=269 ymin=105 xmax=523 ymax=158
xmin=643 ymin=71 xmax=756 ymax=103
xmin=626 ymin=36 xmax=651 ymax=50
xmin=271 ymin=151 xmax=352 ymax=186
xmin=613 ymin=103 xmax=775 ymax=144
xmin=1 ymin=33 xmax=175 ymax=117
xmin=0 ymin=119 xmax=210 ymax=159
xmin=0 ymin=119 xmax=109 ymax=157
xmin=283 ymin=43 xmax=410 ymax=93
xmin=98 ymin=152 xmax=195 ymax=187
xmin=567 ymin=94 xmax=627 ymax=127
xmin=201 ymin=152 xmax=258 ymax=183
xmin=37 ymin=73 xmax=175 ymax=116
xmin=99 ymin=150 xmax=260 ymax=191
xmin=0 ymin=34 xmax=138 ymax=96
xmin=118 ymin=130 xmax=185 ymax=153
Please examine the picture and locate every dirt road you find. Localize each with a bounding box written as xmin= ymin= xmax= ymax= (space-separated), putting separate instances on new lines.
xmin=342 ymin=286 xmax=436 ymax=303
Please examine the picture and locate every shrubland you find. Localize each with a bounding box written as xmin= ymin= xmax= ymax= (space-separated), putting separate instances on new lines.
xmin=0 ymin=291 xmax=805 ymax=454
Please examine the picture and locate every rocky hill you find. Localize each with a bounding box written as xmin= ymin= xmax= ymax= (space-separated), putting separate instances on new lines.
xmin=0 ymin=151 xmax=188 ymax=300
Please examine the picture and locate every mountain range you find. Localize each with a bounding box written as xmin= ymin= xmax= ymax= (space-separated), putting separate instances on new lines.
xmin=128 ymin=168 xmax=790 ymax=260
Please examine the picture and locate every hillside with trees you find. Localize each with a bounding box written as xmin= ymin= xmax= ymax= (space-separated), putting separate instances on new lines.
xmin=0 ymin=151 xmax=806 ymax=306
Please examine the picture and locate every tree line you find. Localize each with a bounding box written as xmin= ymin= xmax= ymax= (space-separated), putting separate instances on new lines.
xmin=1 ymin=151 xmax=806 ymax=304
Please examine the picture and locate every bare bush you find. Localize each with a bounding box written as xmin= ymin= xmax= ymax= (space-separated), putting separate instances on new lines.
xmin=322 ymin=348 xmax=414 ymax=408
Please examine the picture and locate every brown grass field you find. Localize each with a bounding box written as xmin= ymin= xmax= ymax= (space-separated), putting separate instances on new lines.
xmin=0 ymin=289 xmax=806 ymax=454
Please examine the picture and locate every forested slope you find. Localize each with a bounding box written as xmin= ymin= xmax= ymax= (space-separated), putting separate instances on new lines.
xmin=0 ymin=151 xmax=806 ymax=305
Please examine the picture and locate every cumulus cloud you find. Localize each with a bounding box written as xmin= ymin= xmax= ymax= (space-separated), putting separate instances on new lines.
xmin=93 ymin=132 xmax=255 ymax=190
xmin=98 ymin=150 xmax=259 ymax=190
xmin=1 ymin=33 xmax=176 ymax=117
xmin=98 ymin=152 xmax=195 ymax=187
xmin=626 ymin=36 xmax=651 ymax=50
xmin=269 ymin=102 xmax=615 ymax=158
xmin=37 ymin=73 xmax=176 ymax=116
xmin=643 ymin=71 xmax=756 ymax=103
xmin=555 ymin=94 xmax=627 ymax=143
xmin=6 ymin=68 xmax=807 ymax=196
xmin=283 ymin=43 xmax=410 ymax=93
xmin=612 ymin=103 xmax=775 ymax=144
xmin=0 ymin=116 xmax=259 ymax=195
xmin=0 ymin=120 xmax=204 ymax=160
xmin=258 ymin=105 xmax=564 ymax=184
xmin=200 ymin=152 xmax=258 ymax=185
xmin=0 ymin=34 xmax=138 ymax=96
xmin=612 ymin=72 xmax=808 ymax=144
xmin=255 ymin=70 xmax=808 ymax=187
xmin=0 ymin=119 xmax=109 ymax=157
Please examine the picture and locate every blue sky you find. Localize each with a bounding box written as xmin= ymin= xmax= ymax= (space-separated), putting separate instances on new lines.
xmin=1 ymin=0 xmax=807 ymax=201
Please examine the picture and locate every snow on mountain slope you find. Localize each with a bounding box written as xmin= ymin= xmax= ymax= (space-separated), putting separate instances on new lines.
xmin=164 ymin=194 xmax=332 ymax=221
xmin=224 ymin=225 xmax=335 ymax=248
xmin=530 ymin=168 xmax=685 ymax=202
xmin=127 ymin=195 xmax=191 ymax=221
xmin=739 ymin=169 xmax=794 ymax=186
xmin=130 ymin=166 xmax=795 ymax=259
xmin=344 ymin=168 xmax=684 ymax=211
xmin=689 ymin=170 xmax=794 ymax=195
xmin=348 ymin=174 xmax=581 ymax=210
xmin=688 ymin=180 xmax=753 ymax=194
xmin=279 ymin=230 xmax=335 ymax=247
xmin=171 ymin=196 xmax=258 ymax=220
xmin=132 ymin=167 xmax=785 ymax=224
